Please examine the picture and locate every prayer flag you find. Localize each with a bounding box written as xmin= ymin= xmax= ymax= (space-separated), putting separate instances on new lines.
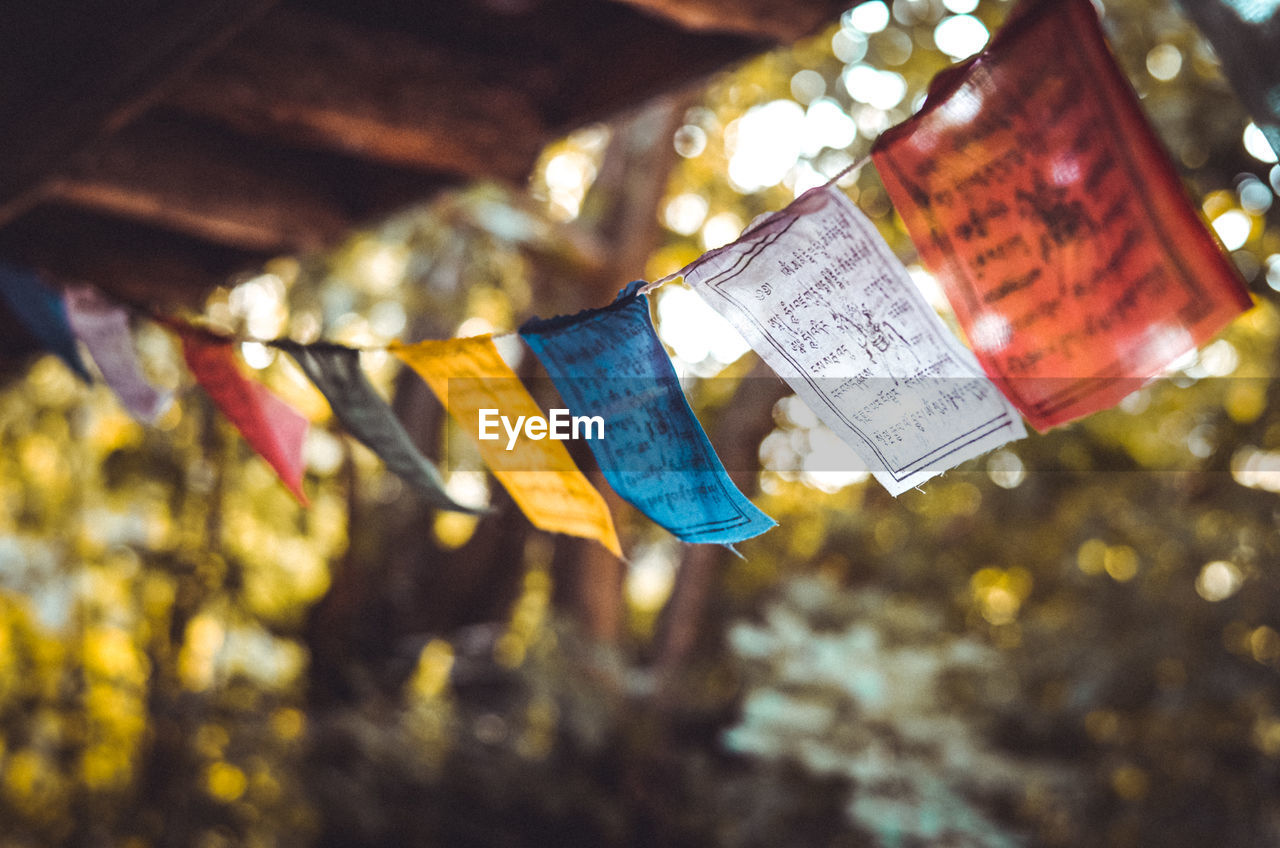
xmin=64 ymin=285 xmax=171 ymax=423
xmin=520 ymin=282 xmax=775 ymax=545
xmin=180 ymin=329 xmax=309 ymax=504
xmin=684 ymin=183 xmax=1025 ymax=496
xmin=0 ymin=261 xmax=91 ymax=382
xmin=1180 ymin=0 xmax=1280 ymax=159
xmin=280 ymin=341 xmax=482 ymax=513
xmin=871 ymin=0 xmax=1252 ymax=430
xmin=391 ymin=335 xmax=622 ymax=557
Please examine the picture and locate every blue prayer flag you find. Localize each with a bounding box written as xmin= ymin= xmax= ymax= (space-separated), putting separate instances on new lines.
xmin=0 ymin=262 xmax=90 ymax=382
xmin=520 ymin=281 xmax=774 ymax=545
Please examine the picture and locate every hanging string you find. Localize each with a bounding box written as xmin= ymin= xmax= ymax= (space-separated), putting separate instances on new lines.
xmin=639 ymin=155 xmax=870 ymax=296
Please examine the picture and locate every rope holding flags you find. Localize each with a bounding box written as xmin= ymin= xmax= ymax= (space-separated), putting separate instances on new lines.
xmin=0 ymin=0 xmax=1263 ymax=558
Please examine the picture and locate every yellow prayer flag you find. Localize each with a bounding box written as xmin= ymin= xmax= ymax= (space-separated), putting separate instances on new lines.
xmin=391 ymin=336 xmax=622 ymax=557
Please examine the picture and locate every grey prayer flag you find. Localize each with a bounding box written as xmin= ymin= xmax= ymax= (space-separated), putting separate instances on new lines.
xmin=282 ymin=342 xmax=483 ymax=513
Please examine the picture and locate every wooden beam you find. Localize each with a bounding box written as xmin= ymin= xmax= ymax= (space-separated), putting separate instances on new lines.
xmin=0 ymin=205 xmax=269 ymax=309
xmin=519 ymin=3 xmax=770 ymax=131
xmin=45 ymin=115 xmax=350 ymax=254
xmin=606 ymin=0 xmax=857 ymax=41
xmin=164 ymin=2 xmax=775 ymax=180
xmin=0 ymin=0 xmax=280 ymax=227
xmin=290 ymin=0 xmax=772 ymax=132
xmin=43 ymin=113 xmax=460 ymax=255
xmin=166 ymin=7 xmax=551 ymax=183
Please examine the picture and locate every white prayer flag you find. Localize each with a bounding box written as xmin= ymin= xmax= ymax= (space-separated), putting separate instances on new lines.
xmin=63 ymin=286 xmax=172 ymax=423
xmin=683 ymin=184 xmax=1025 ymax=495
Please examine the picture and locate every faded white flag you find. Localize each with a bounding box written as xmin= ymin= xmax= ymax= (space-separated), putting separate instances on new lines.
xmin=683 ymin=184 xmax=1025 ymax=495
xmin=63 ymin=286 xmax=171 ymax=423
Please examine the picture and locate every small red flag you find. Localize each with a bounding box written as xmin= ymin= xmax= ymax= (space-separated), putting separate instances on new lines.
xmin=181 ymin=330 xmax=309 ymax=504
xmin=871 ymin=0 xmax=1251 ymax=430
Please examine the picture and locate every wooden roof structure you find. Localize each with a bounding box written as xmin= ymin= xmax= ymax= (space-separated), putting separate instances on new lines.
xmin=0 ymin=0 xmax=854 ymax=307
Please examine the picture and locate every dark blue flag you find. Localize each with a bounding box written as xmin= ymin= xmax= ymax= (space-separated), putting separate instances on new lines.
xmin=0 ymin=262 xmax=90 ymax=381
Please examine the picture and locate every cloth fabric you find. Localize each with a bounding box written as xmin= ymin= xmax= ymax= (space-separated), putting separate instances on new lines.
xmin=180 ymin=329 xmax=309 ymax=505
xmin=871 ymin=0 xmax=1252 ymax=430
xmin=64 ymin=285 xmax=171 ymax=422
xmin=0 ymin=261 xmax=91 ymax=381
xmin=520 ymin=281 xmax=775 ymax=544
xmin=391 ymin=335 xmax=622 ymax=557
xmin=281 ymin=341 xmax=481 ymax=513
xmin=683 ymin=184 xmax=1025 ymax=495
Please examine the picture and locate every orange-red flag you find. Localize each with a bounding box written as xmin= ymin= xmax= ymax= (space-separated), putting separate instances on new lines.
xmin=871 ymin=0 xmax=1251 ymax=430
xmin=181 ymin=330 xmax=309 ymax=505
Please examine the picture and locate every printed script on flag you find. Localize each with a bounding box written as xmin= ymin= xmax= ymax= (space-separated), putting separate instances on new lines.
xmin=520 ymin=281 xmax=774 ymax=545
xmin=684 ymin=183 xmax=1025 ymax=496
xmin=871 ymin=0 xmax=1252 ymax=430
xmin=391 ymin=336 xmax=622 ymax=557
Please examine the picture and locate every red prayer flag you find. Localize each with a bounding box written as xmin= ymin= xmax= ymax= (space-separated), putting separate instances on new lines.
xmin=181 ymin=330 xmax=309 ymax=504
xmin=871 ymin=0 xmax=1252 ymax=430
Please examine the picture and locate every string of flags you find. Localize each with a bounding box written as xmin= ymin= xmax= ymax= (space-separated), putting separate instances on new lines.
xmin=0 ymin=0 xmax=1257 ymax=557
